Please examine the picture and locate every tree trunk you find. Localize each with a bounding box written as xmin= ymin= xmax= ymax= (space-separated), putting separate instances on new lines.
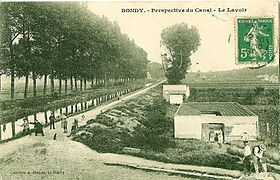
xmin=84 ymin=78 xmax=86 ymax=91
xmin=24 ymin=74 xmax=29 ymax=99
xmin=65 ymin=79 xmax=67 ymax=94
xmin=80 ymin=79 xmax=83 ymax=91
xmin=12 ymin=121 xmax=15 ymax=137
xmin=71 ymin=105 xmax=74 ymax=114
xmin=10 ymin=68 xmax=15 ymax=100
xmin=44 ymin=111 xmax=48 ymax=124
xmin=32 ymin=71 xmax=37 ymax=97
xmin=9 ymin=33 xmax=15 ymax=100
xmin=277 ymin=124 xmax=280 ymax=147
xmin=70 ymin=76 xmax=73 ymax=91
xmin=0 ymin=74 xmax=2 ymax=94
xmin=50 ymin=72 xmax=55 ymax=96
xmin=91 ymin=78 xmax=94 ymax=88
xmin=43 ymin=74 xmax=47 ymax=96
xmin=75 ymin=103 xmax=78 ymax=112
xmin=81 ymin=102 xmax=84 ymax=110
xmin=58 ymin=77 xmax=62 ymax=95
xmin=74 ymin=77 xmax=77 ymax=90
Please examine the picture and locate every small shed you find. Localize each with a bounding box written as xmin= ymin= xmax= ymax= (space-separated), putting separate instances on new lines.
xmin=170 ymin=95 xmax=183 ymax=105
xmin=163 ymin=85 xmax=190 ymax=104
xmin=174 ymin=102 xmax=258 ymax=142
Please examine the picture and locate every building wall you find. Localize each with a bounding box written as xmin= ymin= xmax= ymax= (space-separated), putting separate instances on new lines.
xmin=174 ymin=115 xmax=258 ymax=141
xmin=163 ymin=85 xmax=190 ymax=101
xmin=170 ymin=95 xmax=183 ymax=104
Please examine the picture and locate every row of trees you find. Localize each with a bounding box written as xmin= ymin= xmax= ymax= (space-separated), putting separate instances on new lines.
xmin=0 ymin=2 xmax=148 ymax=100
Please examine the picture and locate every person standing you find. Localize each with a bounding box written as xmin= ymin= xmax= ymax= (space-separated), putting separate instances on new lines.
xmin=217 ymin=129 xmax=223 ymax=147
xmin=80 ymin=115 xmax=85 ymax=125
xmin=243 ymin=141 xmax=252 ymax=175
xmin=67 ymin=118 xmax=78 ymax=137
xmin=62 ymin=114 xmax=68 ymax=133
xmin=30 ymin=119 xmax=44 ymax=136
xmin=60 ymin=113 xmax=66 ymax=128
xmin=20 ymin=117 xmax=31 ymax=136
xmin=209 ymin=128 xmax=214 ymax=142
xmin=49 ymin=113 xmax=56 ymax=130
xmin=252 ymin=144 xmax=267 ymax=175
xmin=241 ymin=132 xmax=249 ymax=142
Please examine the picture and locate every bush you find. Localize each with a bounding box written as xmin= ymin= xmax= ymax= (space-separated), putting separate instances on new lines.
xmin=131 ymin=97 xmax=174 ymax=151
xmin=73 ymin=126 xmax=130 ymax=153
xmin=226 ymin=146 xmax=243 ymax=158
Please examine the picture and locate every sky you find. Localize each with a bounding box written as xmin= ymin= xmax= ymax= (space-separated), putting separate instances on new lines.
xmin=87 ymin=1 xmax=278 ymax=72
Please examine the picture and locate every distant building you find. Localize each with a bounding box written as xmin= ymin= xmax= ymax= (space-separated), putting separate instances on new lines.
xmin=163 ymin=85 xmax=190 ymax=104
xmin=174 ymin=102 xmax=258 ymax=142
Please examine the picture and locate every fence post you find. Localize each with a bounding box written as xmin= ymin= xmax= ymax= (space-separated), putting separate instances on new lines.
xmin=71 ymin=105 xmax=74 ymax=114
xmin=44 ymin=112 xmax=48 ymax=124
xmin=81 ymin=102 xmax=84 ymax=110
xmin=12 ymin=121 xmax=15 ymax=137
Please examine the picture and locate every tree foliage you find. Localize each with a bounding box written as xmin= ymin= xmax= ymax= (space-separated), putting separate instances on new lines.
xmin=0 ymin=2 xmax=148 ymax=99
xmin=132 ymin=97 xmax=174 ymax=151
xmin=161 ymin=23 xmax=200 ymax=84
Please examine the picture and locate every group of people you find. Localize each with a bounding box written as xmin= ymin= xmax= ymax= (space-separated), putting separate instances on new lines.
xmin=20 ymin=117 xmax=44 ymax=136
xmin=20 ymin=113 xmax=85 ymax=137
xmin=209 ymin=129 xmax=224 ymax=147
xmin=243 ymin=141 xmax=267 ymax=176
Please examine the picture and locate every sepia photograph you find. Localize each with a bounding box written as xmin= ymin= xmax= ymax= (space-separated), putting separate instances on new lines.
xmin=0 ymin=0 xmax=279 ymax=179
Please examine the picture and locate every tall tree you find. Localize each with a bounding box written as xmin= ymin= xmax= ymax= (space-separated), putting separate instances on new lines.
xmin=161 ymin=23 xmax=200 ymax=84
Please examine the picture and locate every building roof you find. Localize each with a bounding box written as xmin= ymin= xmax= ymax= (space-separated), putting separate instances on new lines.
xmin=163 ymin=85 xmax=188 ymax=91
xmin=176 ymin=102 xmax=256 ymax=116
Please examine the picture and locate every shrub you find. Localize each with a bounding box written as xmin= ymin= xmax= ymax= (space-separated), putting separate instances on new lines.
xmin=73 ymin=126 xmax=130 ymax=153
xmin=226 ymin=146 xmax=243 ymax=158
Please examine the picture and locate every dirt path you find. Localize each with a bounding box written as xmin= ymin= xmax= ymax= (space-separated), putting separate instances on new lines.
xmin=0 ymin=80 xmax=277 ymax=180
xmin=70 ymin=80 xmax=165 ymax=126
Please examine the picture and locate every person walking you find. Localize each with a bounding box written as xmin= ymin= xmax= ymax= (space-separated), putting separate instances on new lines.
xmin=80 ymin=115 xmax=86 ymax=125
xmin=62 ymin=114 xmax=68 ymax=133
xmin=60 ymin=113 xmax=66 ymax=128
xmin=20 ymin=117 xmax=31 ymax=136
xmin=67 ymin=118 xmax=78 ymax=137
xmin=243 ymin=141 xmax=252 ymax=176
xmin=30 ymin=119 xmax=44 ymax=136
xmin=252 ymin=144 xmax=267 ymax=175
xmin=49 ymin=113 xmax=56 ymax=130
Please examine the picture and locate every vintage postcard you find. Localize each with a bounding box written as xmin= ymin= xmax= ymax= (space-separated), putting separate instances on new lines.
xmin=0 ymin=0 xmax=279 ymax=180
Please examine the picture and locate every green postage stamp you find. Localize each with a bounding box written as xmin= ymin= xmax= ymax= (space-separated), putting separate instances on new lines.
xmin=236 ymin=18 xmax=274 ymax=63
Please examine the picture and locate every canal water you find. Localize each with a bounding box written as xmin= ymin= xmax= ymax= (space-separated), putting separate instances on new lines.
xmin=0 ymin=87 xmax=139 ymax=141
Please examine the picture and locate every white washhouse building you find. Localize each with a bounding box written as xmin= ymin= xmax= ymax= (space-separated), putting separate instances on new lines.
xmin=163 ymin=85 xmax=190 ymax=105
xmin=174 ymin=102 xmax=258 ymax=142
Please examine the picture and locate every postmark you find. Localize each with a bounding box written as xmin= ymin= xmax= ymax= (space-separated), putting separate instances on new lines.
xmin=236 ymin=17 xmax=274 ymax=64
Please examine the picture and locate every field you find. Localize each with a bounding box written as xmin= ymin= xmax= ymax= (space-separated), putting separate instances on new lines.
xmin=184 ymin=65 xmax=279 ymax=89
xmin=73 ymin=84 xmax=280 ymax=176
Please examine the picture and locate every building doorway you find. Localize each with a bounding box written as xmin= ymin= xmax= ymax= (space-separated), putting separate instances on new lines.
xmin=201 ymin=123 xmax=225 ymax=142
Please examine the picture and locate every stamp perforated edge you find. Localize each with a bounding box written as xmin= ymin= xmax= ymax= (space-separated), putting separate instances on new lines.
xmin=234 ymin=16 xmax=277 ymax=65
